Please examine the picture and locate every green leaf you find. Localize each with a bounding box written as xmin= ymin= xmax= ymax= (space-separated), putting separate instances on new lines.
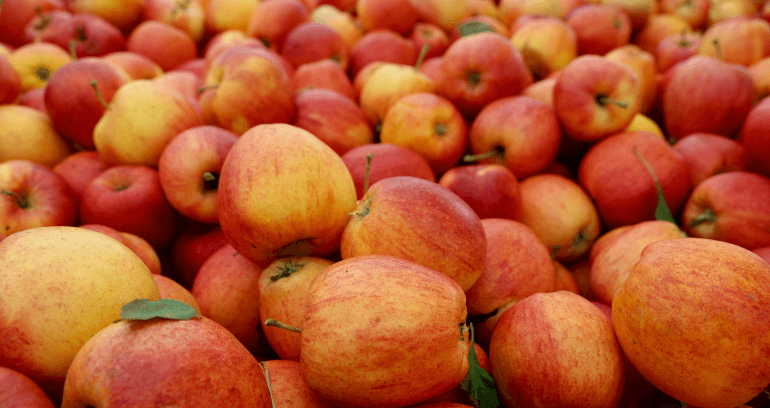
xmin=118 ymin=298 xmax=199 ymax=321
xmin=460 ymin=323 xmax=500 ymax=408
xmin=458 ymin=21 xmax=495 ymax=38
xmin=632 ymin=147 xmax=677 ymax=225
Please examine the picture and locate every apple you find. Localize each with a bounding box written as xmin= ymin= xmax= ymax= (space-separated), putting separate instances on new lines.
xmin=191 ymin=243 xmax=271 ymax=355
xmin=407 ymin=0 xmax=474 ymax=31
xmin=589 ymin=225 xmax=633 ymax=265
xmin=708 ymin=0 xmax=758 ymax=26
xmin=410 ymin=22 xmax=450 ymax=60
xmin=217 ymin=123 xmax=357 ymax=265
xmin=299 ymin=255 xmax=471 ymax=407
xmin=173 ymin=57 xmax=206 ymax=79
xmin=24 ymin=10 xmax=127 ymax=58
xmin=612 ymin=237 xmax=770 ymax=407
xmin=61 ymin=316 xmax=272 ymax=407
xmin=292 ymin=58 xmax=356 ymax=100
xmin=578 ymin=130 xmax=694 ymax=229
xmin=0 ymin=105 xmax=70 ymax=168
xmin=659 ymin=0 xmax=710 ymax=30
xmin=0 ymin=366 xmax=56 ymax=408
xmin=380 ymin=92 xmax=467 ymax=176
xmin=633 ymin=13 xmax=693 ymax=55
xmin=467 ymin=95 xmax=561 ymax=179
xmin=0 ymin=226 xmax=160 ymax=396
xmin=663 ymin=55 xmax=754 ymax=141
xmin=79 ymin=224 xmax=162 ymax=275
xmin=490 ymin=291 xmax=625 ymax=408
xmin=93 ymin=79 xmax=204 ymax=166
xmin=18 ymin=87 xmax=48 ymax=112
xmin=0 ymin=159 xmax=78 ymax=242
xmin=142 ymin=0 xmax=206 ymax=43
xmin=673 ymin=132 xmax=749 ymax=186
xmin=52 ymin=150 xmax=110 ymax=200
xmin=437 ymin=32 xmax=533 ymax=118
xmin=437 ymin=164 xmax=522 ymax=221
xmin=566 ymin=4 xmax=633 ymax=56
xmin=510 ymin=16 xmax=578 ymax=82
xmin=169 ymin=223 xmax=228 ymax=288
xmin=9 ymin=41 xmax=72 ymax=92
xmin=604 ymin=44 xmax=657 ymax=115
xmin=498 ymin=0 xmax=587 ymax=27
xmin=152 ymin=274 xmax=201 ymax=315
xmin=102 ymin=51 xmax=164 ymax=80
xmin=158 ymin=125 xmax=239 ymax=224
xmin=448 ymin=15 xmax=511 ymax=43
xmin=153 ymin=70 xmax=203 ymax=102
xmin=357 ymin=0 xmax=418 ymax=35
xmin=739 ymin=96 xmax=770 ymax=175
xmin=44 ymin=57 xmax=129 ymax=149
xmin=281 ymin=21 xmax=349 ymax=70
xmin=348 ymin=29 xmax=418 ymax=78
xmin=699 ymin=16 xmax=770 ymax=67
xmin=204 ymin=0 xmax=259 ymax=34
xmin=654 ymin=31 xmax=702 ymax=74
xmin=259 ymin=360 xmax=336 ymax=407
xmin=1 ymin=0 xmax=65 ymax=46
xmin=682 ymin=171 xmax=770 ymax=250
xmin=358 ymin=62 xmax=436 ymax=126
xmin=66 ymin=0 xmax=145 ymax=32
xmin=340 ymin=143 xmax=436 ymax=200
xmin=341 ymin=176 xmax=486 ymax=291
xmin=518 ymin=173 xmax=601 ymax=262
xmin=624 ymin=112 xmax=665 ymax=138
xmin=418 ymin=56 xmax=445 ymax=90
xmin=0 ymin=52 xmax=22 ymax=104
xmin=315 ymin=7 xmax=363 ymax=51
xmin=246 ymin=0 xmax=309 ymax=53
xmin=79 ymin=165 xmax=179 ymax=251
xmin=126 ymin=20 xmax=198 ymax=72
xmin=553 ymin=54 xmax=641 ymax=142
xmin=749 ymin=57 xmax=770 ymax=102
xmin=522 ymin=76 xmax=556 ymax=107
xmin=258 ymin=256 xmax=333 ymax=361
xmin=293 ymin=88 xmax=373 ymax=156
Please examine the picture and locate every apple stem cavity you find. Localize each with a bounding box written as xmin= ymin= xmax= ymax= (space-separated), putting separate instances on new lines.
xmin=463 ymin=146 xmax=504 ymax=163
xmin=264 ymin=318 xmax=302 ymax=333
xmin=202 ymin=171 xmax=218 ymax=192
xmin=435 ymin=122 xmax=448 ymax=136
xmin=90 ymin=80 xmax=110 ymax=109
xmin=169 ymin=0 xmax=191 ymax=23
xmin=347 ymin=197 xmax=373 ymax=218
xmin=33 ymin=6 xmax=52 ymax=31
xmin=689 ymin=208 xmax=715 ymax=228
xmin=270 ymin=260 xmax=304 ymax=281
xmin=595 ymin=93 xmax=627 ymax=108
xmin=363 ymin=153 xmax=373 ymax=196
xmin=1 ymin=189 xmax=30 ymax=209
xmin=712 ymin=38 xmax=722 ymax=60
xmin=259 ymin=362 xmax=278 ymax=408
xmin=467 ymin=71 xmax=482 ymax=87
xmin=414 ymin=44 xmax=429 ymax=71
xmin=197 ymin=83 xmax=219 ymax=95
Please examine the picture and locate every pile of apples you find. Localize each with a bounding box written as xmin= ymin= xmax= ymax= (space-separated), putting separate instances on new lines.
xmin=3 ymin=0 xmax=770 ymax=407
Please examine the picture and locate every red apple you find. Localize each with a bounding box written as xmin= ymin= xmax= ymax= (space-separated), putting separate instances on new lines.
xmin=0 ymin=0 xmax=64 ymax=47
xmin=738 ymin=96 xmax=770 ymax=175
xmin=102 ymin=51 xmax=164 ymax=80
xmin=126 ymin=20 xmax=198 ymax=72
xmin=566 ymin=4 xmax=633 ymax=56
xmin=281 ymin=21 xmax=349 ymax=70
xmin=348 ymin=29 xmax=418 ymax=78
xmin=673 ymin=132 xmax=749 ymax=186
xmin=340 ymin=143 xmax=436 ymax=199
xmin=357 ymin=0 xmax=418 ymax=35
xmin=173 ymin=57 xmax=206 ymax=79
xmin=246 ymin=0 xmax=309 ymax=53
xmin=510 ymin=16 xmax=578 ymax=82
xmin=655 ymin=31 xmax=703 ymax=73
xmin=437 ymin=164 xmax=522 ymax=221
xmin=52 ymin=150 xmax=110 ymax=200
xmin=0 ymin=366 xmax=56 ymax=408
xmin=17 ymin=87 xmax=47 ymax=112
xmin=169 ymin=223 xmax=228 ymax=288
xmin=142 ymin=0 xmax=205 ymax=43
xmin=24 ymin=10 xmax=127 ymax=58
xmin=410 ymin=22 xmax=449 ymax=60
xmin=0 ymin=52 xmax=22 ymax=104
xmin=292 ymin=57 xmax=355 ymax=100
xmin=749 ymin=56 xmax=770 ymax=102
xmin=699 ymin=16 xmax=770 ymax=67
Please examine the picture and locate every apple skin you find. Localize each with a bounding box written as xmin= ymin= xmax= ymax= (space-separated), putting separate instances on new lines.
xmin=518 ymin=173 xmax=601 ymax=262
xmin=66 ymin=0 xmax=145 ymax=33
xmin=102 ymin=51 xmax=164 ymax=80
xmin=498 ymin=0 xmax=587 ymax=28
xmin=44 ymin=57 xmax=129 ymax=149
xmin=52 ymin=151 xmax=110 ymax=201
xmin=142 ymin=0 xmax=206 ymax=43
xmin=410 ymin=22 xmax=450 ymax=60
xmin=0 ymin=105 xmax=70 ymax=168
xmin=738 ymin=96 xmax=770 ymax=175
xmin=348 ymin=30 xmax=418 ymax=78
xmin=662 ymin=55 xmax=754 ymax=141
xmin=281 ymin=21 xmax=349 ymax=70
xmin=79 ymin=165 xmax=179 ymax=251
xmin=191 ymin=244 xmax=271 ymax=355
xmin=407 ymin=0 xmax=474 ymax=31
xmin=358 ymin=63 xmax=436 ymax=126
xmin=79 ymin=224 xmax=162 ymax=275
xmin=437 ymin=164 xmax=522 ymax=221
xmin=673 ymin=132 xmax=749 ymax=186
xmin=217 ymin=123 xmax=357 ymax=265
xmin=0 ymin=226 xmax=160 ymax=396
xmin=259 ymin=360 xmax=336 ymax=408
xmin=246 ymin=0 xmax=310 ymax=53
xmin=9 ymin=41 xmax=72 ymax=92
xmin=589 ymin=225 xmax=633 ymax=265
xmin=0 ymin=0 xmax=64 ymax=47
xmin=510 ymin=16 xmax=578 ymax=82
xmin=437 ymin=32 xmax=533 ymax=118
xmin=0 ymin=366 xmax=56 ymax=408
xmin=169 ymin=223 xmax=229 ymax=288
xmin=553 ymin=54 xmax=641 ymax=142
xmin=612 ymin=237 xmax=770 ymax=408
xmin=24 ymin=10 xmax=127 ymax=58
xmin=654 ymin=31 xmax=702 ymax=75
xmin=633 ymin=13 xmax=693 ymax=55
xmin=659 ymin=0 xmax=709 ymax=30
xmin=340 ymin=176 xmax=487 ymax=292
xmin=698 ymin=16 xmax=770 ymax=67
xmin=152 ymin=274 xmax=201 ymax=315
xmin=158 ymin=125 xmax=239 ymax=224
xmin=300 ymin=255 xmax=471 ymax=408
xmin=153 ymin=71 xmax=203 ymax=102
xmin=566 ymin=4 xmax=633 ymax=56
xmin=292 ymin=58 xmax=356 ymax=100
xmin=340 ymin=143 xmax=436 ymax=200
xmin=577 ymin=130 xmax=694 ymax=229
xmin=682 ymin=171 xmax=770 ymax=250
xmin=590 ymin=220 xmax=686 ymax=305
xmin=0 ymin=52 xmax=22 ymax=104
xmin=604 ymin=44 xmax=657 ymax=115
xmin=61 ymin=317 xmax=273 ymax=408
xmin=0 ymin=160 xmax=78 ymax=242
xmin=357 ymin=0 xmax=418 ymax=35
xmin=258 ymin=256 xmax=333 ymax=361
xmin=749 ymin=57 xmax=770 ymax=102
xmin=173 ymin=57 xmax=206 ymax=79
xmin=126 ymin=20 xmax=198 ymax=72
xmin=490 ymin=291 xmax=625 ymax=408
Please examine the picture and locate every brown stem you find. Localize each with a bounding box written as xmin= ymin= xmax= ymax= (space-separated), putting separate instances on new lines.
xmin=260 ymin=362 xmax=278 ymax=408
xmin=90 ymin=80 xmax=110 ymax=109
xmin=68 ymin=40 xmax=77 ymax=60
xmin=264 ymin=318 xmax=302 ymax=333
xmin=435 ymin=122 xmax=448 ymax=136
xmin=596 ymin=94 xmax=628 ymax=108
xmin=463 ymin=147 xmax=504 ymax=163
xmin=363 ymin=153 xmax=372 ymax=196
xmin=712 ymin=38 xmax=722 ymax=60
xmin=1 ymin=189 xmax=30 ymax=209
xmin=347 ymin=197 xmax=373 ymax=218
xmin=689 ymin=208 xmax=716 ymax=228
xmin=414 ymin=43 xmax=429 ymax=71
xmin=197 ymin=83 xmax=219 ymax=94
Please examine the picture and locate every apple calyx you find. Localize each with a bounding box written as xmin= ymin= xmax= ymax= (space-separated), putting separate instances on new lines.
xmin=689 ymin=208 xmax=716 ymax=228
xmin=435 ymin=122 xmax=448 ymax=136
xmin=34 ymin=66 xmax=51 ymax=82
xmin=467 ymin=71 xmax=482 ymax=87
xmin=90 ymin=79 xmax=111 ymax=109
xmin=264 ymin=318 xmax=302 ymax=333
xmin=1 ymin=189 xmax=31 ymax=209
xmin=197 ymin=83 xmax=220 ymax=95
xmin=414 ymin=44 xmax=429 ymax=71
xmin=114 ymin=183 xmax=131 ymax=192
xmin=463 ymin=146 xmax=505 ymax=163
xmin=595 ymin=93 xmax=628 ymax=109
xmin=169 ymin=0 xmax=192 ymax=23
xmin=259 ymin=362 xmax=279 ymax=408
xmin=270 ymin=260 xmax=305 ymax=281
xmin=202 ymin=171 xmax=219 ymax=193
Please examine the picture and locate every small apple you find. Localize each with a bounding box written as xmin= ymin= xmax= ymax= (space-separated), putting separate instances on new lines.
xmin=708 ymin=0 xmax=758 ymax=26
xmin=0 ymin=0 xmax=64 ymax=47
xmin=437 ymin=164 xmax=522 ymax=221
xmin=66 ymin=0 xmax=146 ymax=32
xmin=699 ymin=17 xmax=770 ymax=67
xmin=566 ymin=4 xmax=633 ymax=56
xmin=246 ymin=0 xmax=309 ymax=53
xmin=169 ymin=223 xmax=228 ymax=288
xmin=9 ymin=41 xmax=72 ymax=92
xmin=292 ymin=58 xmax=356 ymax=99
xmin=126 ymin=20 xmax=198 ymax=72
xmin=604 ymin=44 xmax=657 ymax=115
xmin=24 ymin=10 xmax=127 ymax=58
xmin=52 ymin=151 xmax=110 ymax=201
xmin=673 ymin=132 xmax=749 ymax=186
xmin=348 ymin=29 xmax=418 ymax=78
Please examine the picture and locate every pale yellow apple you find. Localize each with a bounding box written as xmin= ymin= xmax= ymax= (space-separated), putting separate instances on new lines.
xmin=359 ymin=63 xmax=435 ymax=126
xmin=9 ymin=42 xmax=72 ymax=91
xmin=0 ymin=105 xmax=70 ymax=168
xmin=408 ymin=0 xmax=474 ymax=31
xmin=69 ymin=0 xmax=147 ymax=32
xmin=206 ymin=0 xmax=260 ymax=33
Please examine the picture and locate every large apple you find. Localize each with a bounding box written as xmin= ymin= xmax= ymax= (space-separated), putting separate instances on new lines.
xmin=0 ymin=105 xmax=70 ymax=168
xmin=340 ymin=143 xmax=436 ymax=199
xmin=298 ymin=255 xmax=471 ymax=407
xmin=217 ymin=123 xmax=357 ymax=265
xmin=612 ymin=237 xmax=770 ymax=408
xmin=340 ymin=176 xmax=487 ymax=291
xmin=437 ymin=164 xmax=522 ymax=221
xmin=0 ymin=226 xmax=160 ymax=396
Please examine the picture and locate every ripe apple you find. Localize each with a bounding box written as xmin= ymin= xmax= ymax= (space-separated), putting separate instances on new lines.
xmin=518 ymin=173 xmax=601 ymax=262
xmin=66 ymin=0 xmax=145 ymax=32
xmin=410 ymin=22 xmax=450 ymax=60
xmin=0 ymin=52 xmax=22 ymax=104
xmin=0 ymin=0 xmax=64 ymax=47
xmin=357 ymin=0 xmax=418 ymax=35
xmin=380 ymin=92 xmax=467 ymax=176
xmin=553 ymin=54 xmax=641 ymax=142
xmin=0 ymin=226 xmax=160 ymax=395
xmin=281 ymin=21 xmax=349 ymax=70
xmin=217 ymin=123 xmax=357 ymax=265
xmin=359 ymin=63 xmax=435 ymax=126
xmin=633 ymin=13 xmax=693 ymax=55
xmin=340 ymin=143 xmax=436 ymax=200
xmin=246 ymin=0 xmax=309 ymax=53
xmin=259 ymin=360 xmax=335 ymax=407
xmin=79 ymin=165 xmax=179 ymax=251
xmin=102 ymin=51 xmax=164 ymax=80
xmin=510 ymin=16 xmax=578 ymax=81
xmin=61 ymin=317 xmax=272 ymax=407
xmin=654 ymin=31 xmax=702 ymax=74
xmin=292 ymin=58 xmax=356 ymax=100
xmin=299 ymin=255 xmax=471 ymax=407
xmin=407 ymin=0 xmax=474 ymax=31
xmin=79 ymin=224 xmax=162 ymax=275
xmin=467 ymin=95 xmax=561 ymax=179
xmin=9 ymin=41 xmax=72 ymax=92
xmin=682 ymin=171 xmax=770 ymax=250
xmin=0 ymin=159 xmax=78 ymax=242
xmin=673 ymin=132 xmax=749 ymax=186
xmin=315 ymin=7 xmax=362 ymax=50
xmin=52 ymin=151 xmax=110 ymax=200
xmin=659 ymin=0 xmax=709 ymax=29
xmin=0 ymin=366 xmax=56 ymax=408
xmin=348 ymin=29 xmax=418 ymax=78
xmin=699 ymin=17 xmax=770 ymax=67
xmin=0 ymin=105 xmax=70 ymax=167
xmin=522 ymin=76 xmax=556 ymax=107
xmin=663 ymin=55 xmax=754 ymax=141
xmin=437 ymin=164 xmax=522 ymax=221
xmin=191 ymin=243 xmax=270 ymax=355
xmin=612 ymin=237 xmax=770 ymax=408
xmin=498 ymin=0 xmax=586 ymax=27
xmin=153 ymin=70 xmax=203 ymax=102
xmin=142 ymin=0 xmax=205 ymax=43
xmin=126 ymin=20 xmax=198 ymax=72
xmin=204 ymin=0 xmax=259 ymax=33
xmin=566 ymin=4 xmax=633 ymax=56
xmin=708 ymin=0 xmax=758 ymax=26
xmin=25 ymin=10 xmax=126 ymax=58
xmin=589 ymin=225 xmax=633 ymax=265
xmin=158 ymin=125 xmax=239 ymax=224
xmin=173 ymin=57 xmax=206 ymax=79
xmin=17 ymin=87 xmax=47 ymax=112
xmin=340 ymin=176 xmax=487 ymax=291
xmin=258 ymin=256 xmax=333 ymax=361
xmin=490 ymin=291 xmax=625 ymax=408
xmin=604 ymin=44 xmax=657 ymax=115
xmin=169 ymin=223 xmax=228 ymax=288
xmin=738 ymin=95 xmax=770 ymax=175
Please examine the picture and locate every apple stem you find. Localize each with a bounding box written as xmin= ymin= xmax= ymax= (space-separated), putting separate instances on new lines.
xmin=414 ymin=44 xmax=429 ymax=71
xmin=202 ymin=171 xmax=218 ymax=192
xmin=347 ymin=197 xmax=373 ymax=218
xmin=712 ymin=38 xmax=722 ymax=60
xmin=677 ymin=29 xmax=691 ymax=48
xmin=689 ymin=208 xmax=715 ymax=228
xmin=467 ymin=71 xmax=482 ymax=86
xmin=264 ymin=318 xmax=302 ymax=333
xmin=33 ymin=6 xmax=52 ymax=31
xmin=463 ymin=147 xmax=504 ymax=163
xmin=596 ymin=94 xmax=627 ymax=108
xmin=270 ymin=260 xmax=304 ymax=281
xmin=1 ymin=189 xmax=30 ymax=209
xmin=90 ymin=80 xmax=110 ymax=109
xmin=363 ymin=153 xmax=373 ymax=196
xmin=197 ymin=83 xmax=219 ymax=95
xmin=169 ymin=0 xmax=191 ymax=23
xmin=260 ymin=362 xmax=278 ymax=408
xmin=68 ymin=40 xmax=77 ymax=60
